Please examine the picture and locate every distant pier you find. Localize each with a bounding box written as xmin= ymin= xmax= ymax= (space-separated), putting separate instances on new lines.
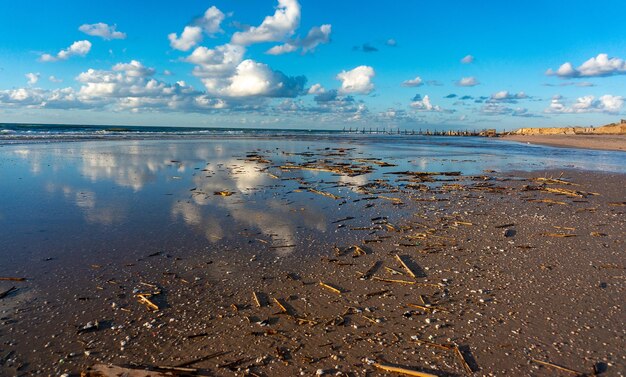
xmin=341 ymin=127 xmax=499 ymax=137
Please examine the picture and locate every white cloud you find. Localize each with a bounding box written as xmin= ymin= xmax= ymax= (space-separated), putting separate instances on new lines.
xmin=385 ymin=39 xmax=397 ymax=47
xmin=456 ymin=76 xmax=479 ymax=87
xmin=336 ymin=65 xmax=375 ymax=95
xmin=402 ymin=76 xmax=423 ymax=87
xmin=49 ymin=75 xmax=63 ymax=83
xmin=168 ymin=6 xmax=225 ymax=51
xmin=79 ymin=23 xmax=126 ymax=40
xmin=266 ymin=24 xmax=331 ymax=55
xmin=40 ymin=40 xmax=92 ymax=62
xmin=169 ymin=26 xmax=203 ymax=51
xmin=112 ymin=60 xmax=156 ymax=77
xmin=489 ymin=90 xmax=527 ymax=102
xmin=481 ymin=103 xmax=535 ymax=117
xmin=231 ymin=0 xmax=301 ymax=45
xmin=307 ymin=83 xmax=325 ymax=94
xmin=186 ymin=44 xmax=246 ymax=79
xmin=266 ymin=43 xmax=299 ymax=55
xmin=184 ymin=43 xmax=305 ymax=98
xmin=461 ymin=55 xmax=474 ymax=64
xmin=207 ymin=59 xmax=306 ymax=97
xmin=547 ymin=53 xmax=626 ymax=78
xmin=545 ymin=94 xmax=624 ymax=114
xmin=25 ymin=72 xmax=40 ymax=85
xmin=198 ymin=6 xmax=225 ymax=34
xmin=410 ymin=95 xmax=442 ymax=112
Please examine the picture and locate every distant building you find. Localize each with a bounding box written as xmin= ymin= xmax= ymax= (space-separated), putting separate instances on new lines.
xmin=620 ymin=119 xmax=626 ymax=124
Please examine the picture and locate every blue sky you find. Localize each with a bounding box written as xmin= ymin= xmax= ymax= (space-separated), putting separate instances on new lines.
xmin=1 ymin=0 xmax=626 ymax=130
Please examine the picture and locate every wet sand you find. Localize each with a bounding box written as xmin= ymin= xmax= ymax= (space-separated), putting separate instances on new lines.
xmin=1 ymin=143 xmax=625 ymax=377
xmin=502 ymin=134 xmax=626 ymax=152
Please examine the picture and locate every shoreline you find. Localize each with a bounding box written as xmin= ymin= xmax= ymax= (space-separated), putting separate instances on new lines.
xmin=501 ymin=134 xmax=626 ymax=152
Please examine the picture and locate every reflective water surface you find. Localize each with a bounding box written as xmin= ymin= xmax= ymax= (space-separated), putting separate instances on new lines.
xmin=0 ymin=136 xmax=624 ymax=269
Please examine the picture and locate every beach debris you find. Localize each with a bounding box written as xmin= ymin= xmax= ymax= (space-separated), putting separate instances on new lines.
xmin=530 ymin=358 xmax=583 ymax=375
xmin=77 ymin=321 xmax=99 ymax=334
xmin=454 ymin=345 xmax=474 ymax=374
xmin=359 ymin=261 xmax=382 ymax=280
xmin=495 ymin=223 xmax=515 ymax=229
xmin=541 ymin=187 xmax=589 ymax=198
xmin=590 ymin=232 xmax=607 ymax=237
xmin=504 ymin=229 xmax=516 ymax=238
xmin=407 ymin=303 xmax=449 ymax=313
xmin=83 ymin=364 xmax=171 ymax=377
xmin=365 ymin=289 xmax=390 ymax=298
xmin=351 ymin=245 xmax=367 ymax=257
xmin=395 ymin=254 xmax=419 ymax=278
xmin=373 ymin=277 xmax=417 ymax=285
xmin=308 ymin=188 xmax=340 ymax=199
xmin=0 ymin=277 xmax=26 ymax=281
xmin=252 ymin=291 xmax=267 ymax=307
xmin=136 ymin=292 xmax=160 ymax=311
xmin=214 ymin=191 xmax=234 ymax=196
xmin=385 ymin=266 xmax=405 ymax=276
xmin=454 ymin=221 xmax=473 ymax=226
xmin=319 ymin=281 xmax=343 ymax=294
xmin=542 ymin=233 xmax=577 ymax=238
xmin=532 ymin=177 xmax=578 ymax=186
xmin=273 ymin=298 xmax=289 ymax=314
xmin=373 ymin=362 xmax=437 ymax=377
xmin=331 ymin=216 xmax=354 ymax=224
xmin=0 ymin=286 xmax=17 ymax=299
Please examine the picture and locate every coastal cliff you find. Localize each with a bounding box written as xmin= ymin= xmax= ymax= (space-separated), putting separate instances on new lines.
xmin=512 ymin=120 xmax=626 ymax=135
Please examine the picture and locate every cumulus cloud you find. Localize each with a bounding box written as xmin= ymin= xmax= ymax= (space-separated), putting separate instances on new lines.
xmin=307 ymin=83 xmax=325 ymax=94
xmin=461 ymin=55 xmax=474 ymax=64
xmin=545 ymin=94 xmax=624 ymax=114
xmin=185 ymin=43 xmax=305 ymax=98
xmin=481 ymin=104 xmax=536 ymax=117
xmin=488 ymin=91 xmax=527 ymax=103
xmin=79 ymin=23 xmax=126 ymax=40
xmin=547 ymin=54 xmax=626 ymax=78
xmin=197 ymin=6 xmax=226 ymax=34
xmin=25 ymin=72 xmax=40 ymax=85
xmin=49 ymin=75 xmax=63 ymax=83
xmin=169 ymin=26 xmax=204 ymax=51
xmin=168 ymin=6 xmax=225 ymax=51
xmin=40 ymin=40 xmax=92 ymax=62
xmin=266 ymin=24 xmax=331 ymax=55
xmin=456 ymin=76 xmax=479 ymax=87
xmin=1 ymin=61 xmax=234 ymax=112
xmin=410 ymin=95 xmax=442 ymax=112
xmin=336 ymin=65 xmax=375 ymax=95
xmin=231 ymin=0 xmax=301 ymax=45
xmin=112 ymin=60 xmax=156 ymax=77
xmin=401 ymin=76 xmax=423 ymax=87
xmin=212 ymin=59 xmax=306 ymax=97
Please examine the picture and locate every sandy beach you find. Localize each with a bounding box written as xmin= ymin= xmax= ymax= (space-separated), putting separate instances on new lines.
xmin=502 ymin=134 xmax=626 ymax=152
xmin=1 ymin=138 xmax=624 ymax=377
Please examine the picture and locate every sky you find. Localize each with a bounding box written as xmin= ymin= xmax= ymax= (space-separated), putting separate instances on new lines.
xmin=1 ymin=0 xmax=626 ymax=130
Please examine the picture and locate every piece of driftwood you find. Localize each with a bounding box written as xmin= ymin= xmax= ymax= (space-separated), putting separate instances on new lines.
xmin=373 ymin=362 xmax=437 ymax=377
xmin=82 ymin=364 xmax=171 ymax=377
